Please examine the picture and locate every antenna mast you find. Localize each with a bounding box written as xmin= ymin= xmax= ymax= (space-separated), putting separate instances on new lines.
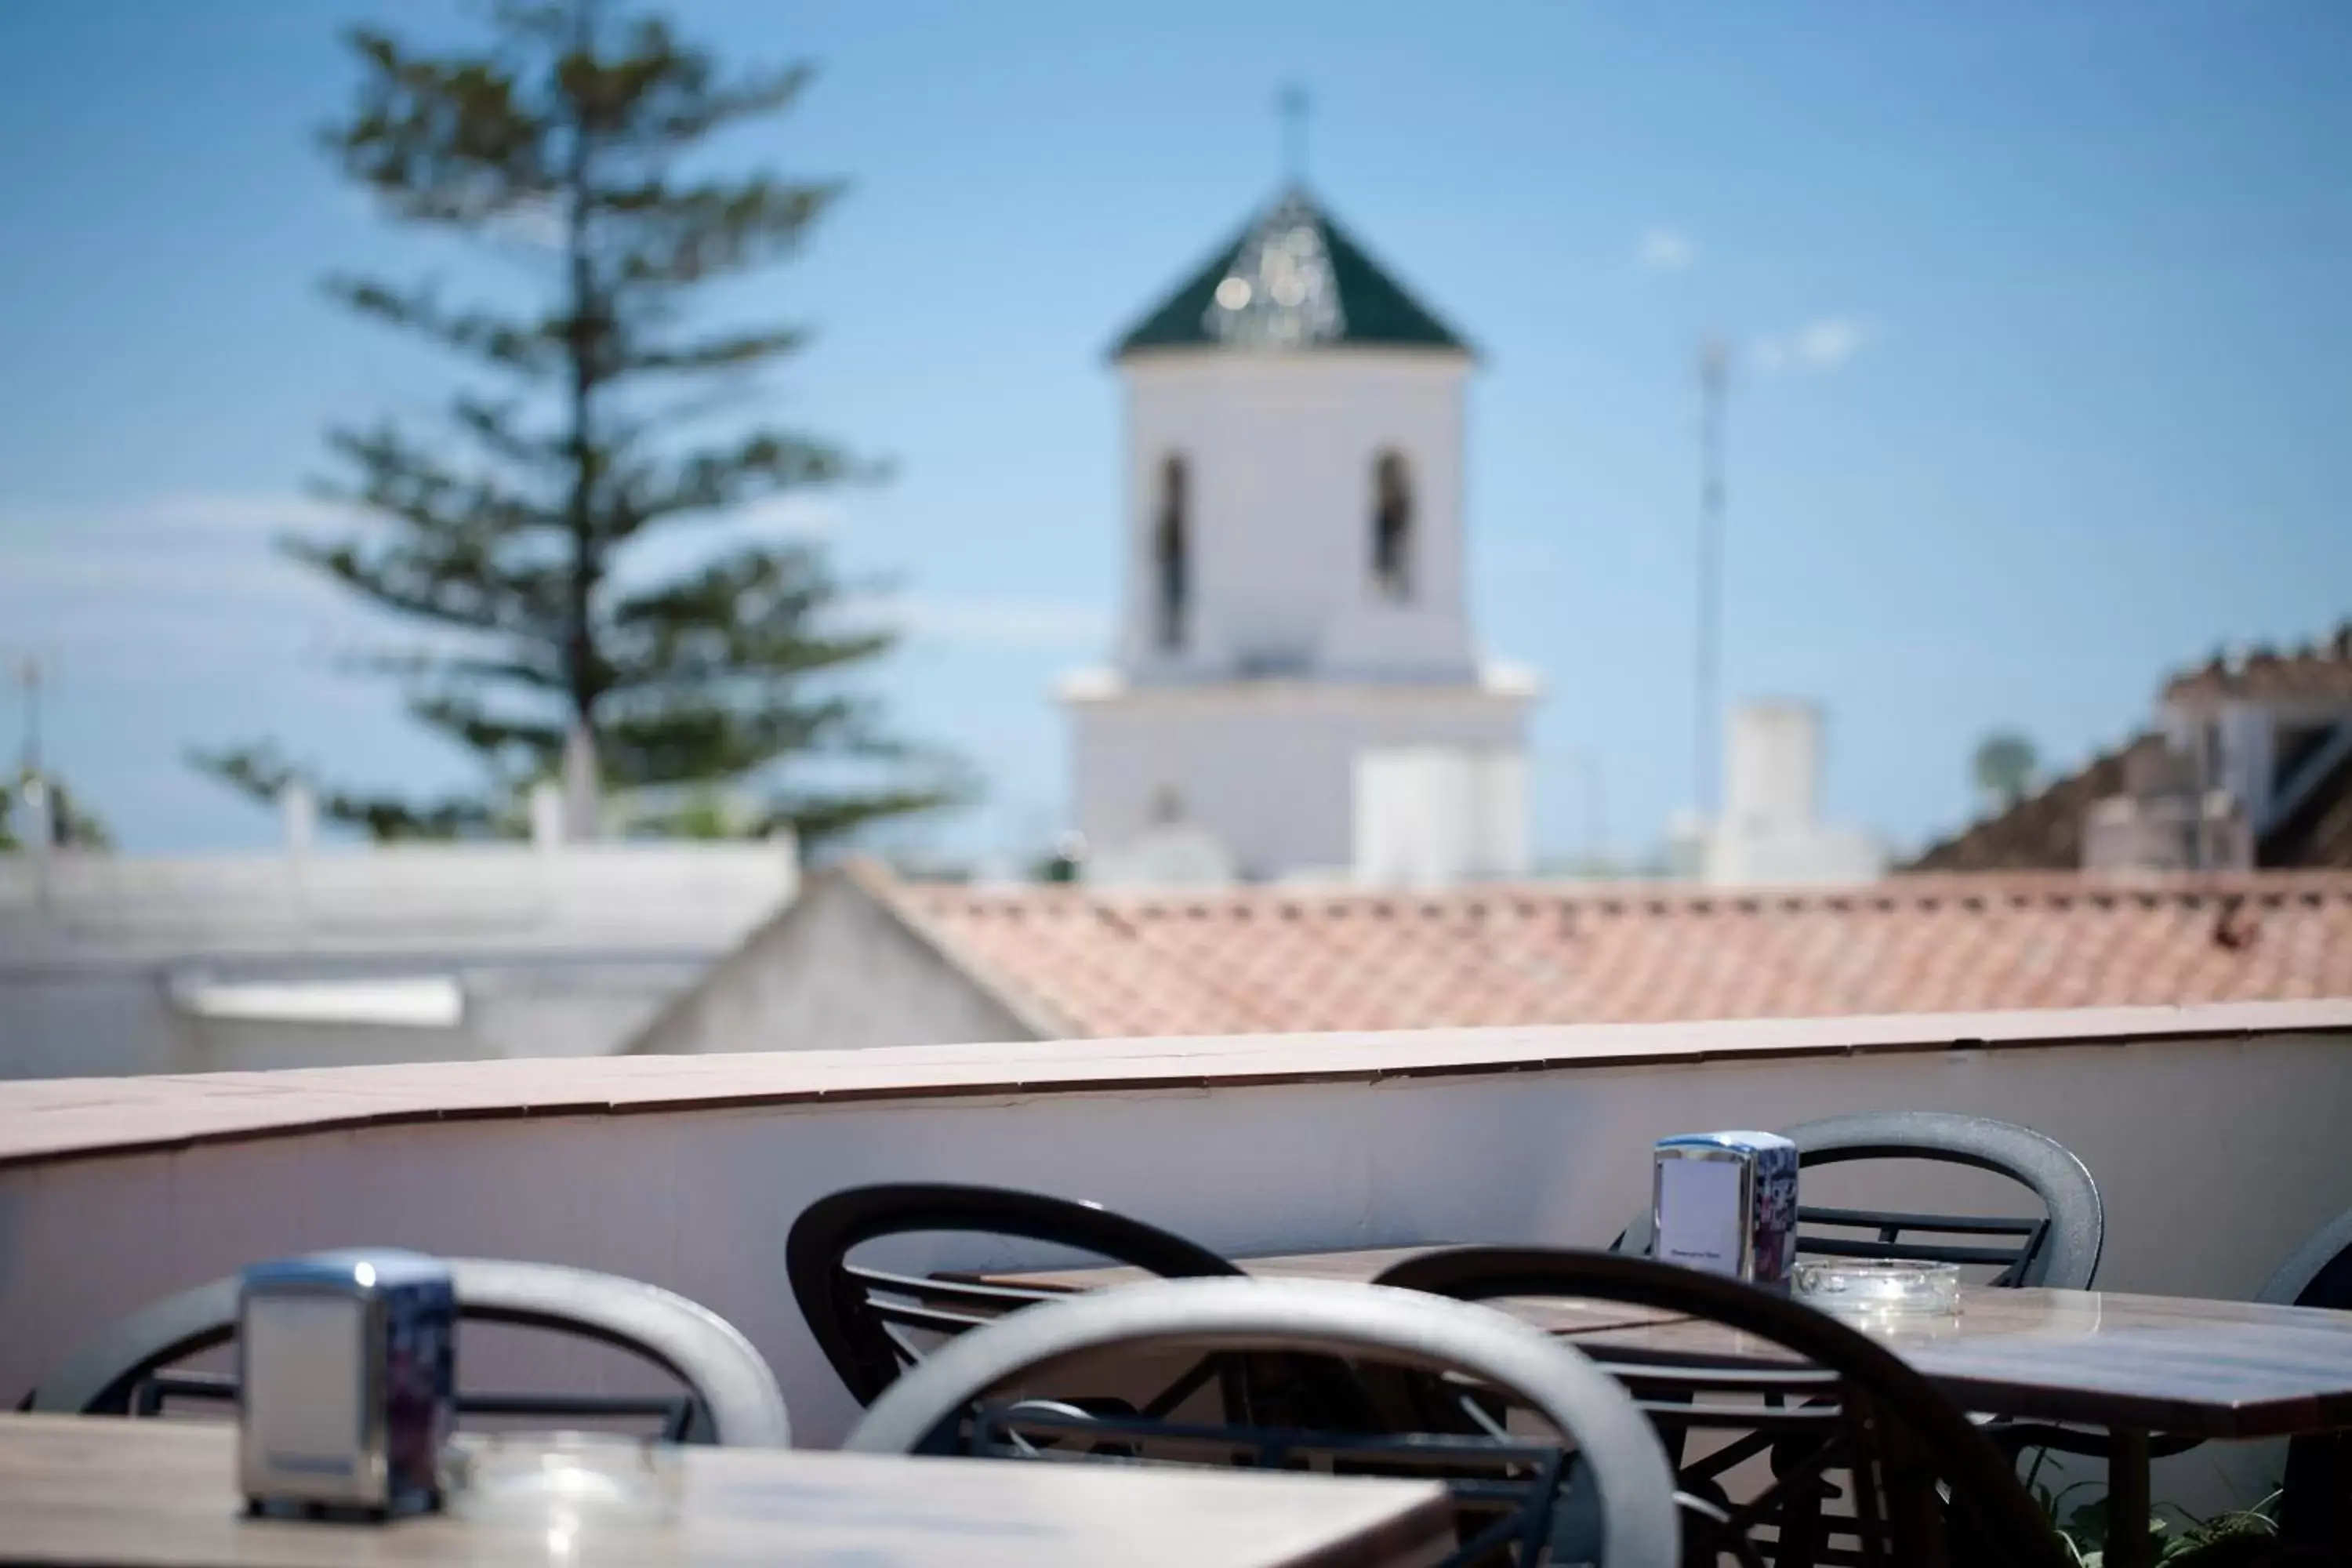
xmin=1695 ymin=335 xmax=1730 ymax=818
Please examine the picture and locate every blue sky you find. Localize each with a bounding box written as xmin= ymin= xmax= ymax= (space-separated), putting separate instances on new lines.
xmin=2 ymin=2 xmax=2348 ymax=863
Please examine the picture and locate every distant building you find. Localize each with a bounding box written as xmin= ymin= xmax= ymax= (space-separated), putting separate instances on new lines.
xmin=1911 ymin=622 xmax=2352 ymax=873
xmin=1061 ymin=187 xmax=1534 ymax=886
xmin=1689 ymin=702 xmax=1886 ymax=887
xmin=631 ymin=858 xmax=2352 ymax=1054
xmin=0 ymin=809 xmax=796 ymax=1079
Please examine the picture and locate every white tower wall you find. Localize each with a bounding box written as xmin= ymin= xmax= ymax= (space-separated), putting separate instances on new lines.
xmin=1117 ymin=351 xmax=1475 ymax=684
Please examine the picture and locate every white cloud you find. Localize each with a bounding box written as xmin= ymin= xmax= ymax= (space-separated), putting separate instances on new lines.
xmin=1751 ymin=316 xmax=1876 ymax=376
xmin=0 ymin=488 xmax=1098 ymax=676
xmin=891 ymin=595 xmax=1109 ymax=650
xmin=1635 ymin=227 xmax=1697 ymax=274
xmin=0 ymin=491 xmax=384 ymax=681
xmin=728 ymin=493 xmax=845 ymax=538
xmin=0 ymin=552 xmax=328 ymax=606
xmin=0 ymin=491 xmax=358 ymax=549
xmin=136 ymin=492 xmax=350 ymax=534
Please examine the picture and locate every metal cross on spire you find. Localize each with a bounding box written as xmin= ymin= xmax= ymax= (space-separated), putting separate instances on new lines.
xmin=1278 ymin=83 xmax=1309 ymax=186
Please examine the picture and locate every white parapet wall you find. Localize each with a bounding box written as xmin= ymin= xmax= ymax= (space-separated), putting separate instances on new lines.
xmin=1 ymin=996 xmax=2348 ymax=1526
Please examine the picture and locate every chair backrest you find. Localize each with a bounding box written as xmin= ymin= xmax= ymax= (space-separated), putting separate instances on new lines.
xmin=1617 ymin=1112 xmax=2103 ymax=1290
xmin=1376 ymin=1246 xmax=2071 ymax=1568
xmin=2259 ymin=1202 xmax=2352 ymax=1550
xmin=845 ymin=1276 xmax=1682 ymax=1568
xmin=2260 ymin=1200 xmax=2352 ymax=1310
xmin=24 ymin=1258 xmax=789 ymax=1448
xmin=786 ymin=1181 xmax=1242 ymax=1406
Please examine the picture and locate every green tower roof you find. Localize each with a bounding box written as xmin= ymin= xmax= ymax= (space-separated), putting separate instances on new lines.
xmin=1112 ymin=187 xmax=1471 ymax=359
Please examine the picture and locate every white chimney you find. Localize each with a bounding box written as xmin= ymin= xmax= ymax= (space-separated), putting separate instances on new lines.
xmin=1352 ymin=748 xmax=1528 ymax=888
xmin=1725 ymin=701 xmax=1821 ymax=837
xmin=1706 ymin=701 xmax=1885 ymax=887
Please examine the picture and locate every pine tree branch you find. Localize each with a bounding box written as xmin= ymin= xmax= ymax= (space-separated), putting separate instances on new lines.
xmin=327 ymin=275 xmax=595 ymax=382
xmin=328 ymin=27 xmax=560 ymax=227
xmin=600 ymin=544 xmax=894 ymax=692
xmin=288 ymin=532 xmax=569 ymax=639
xmin=352 ymin=647 xmax=572 ymax=693
xmin=569 ymin=24 xmax=817 ymax=147
xmin=450 ymin=394 xmax=572 ymax=473
xmin=303 ymin=423 xmax=573 ymax=637
xmin=592 ymin=695 xmax=864 ymax=787
xmin=187 ymin=745 xmax=503 ymax=842
xmin=618 ymin=325 xmax=808 ymax=376
xmin=601 ymin=178 xmax=843 ymax=285
xmin=764 ymin=780 xmax=976 ymax=849
xmin=323 ymin=421 xmax=569 ymax=537
xmin=405 ymin=695 xmax=568 ymax=774
xmin=603 ymin=431 xmax=867 ymax=539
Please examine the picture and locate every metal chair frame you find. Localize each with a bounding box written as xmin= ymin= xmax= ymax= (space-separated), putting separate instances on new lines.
xmin=785 ymin=1181 xmax=1243 ymax=1406
xmin=973 ymin=1403 xmax=1576 ymax=1566
xmin=846 ymin=1276 xmax=1683 ymax=1568
xmin=24 ymin=1258 xmax=788 ymax=1447
xmin=1375 ymin=1247 xmax=2071 ymax=1568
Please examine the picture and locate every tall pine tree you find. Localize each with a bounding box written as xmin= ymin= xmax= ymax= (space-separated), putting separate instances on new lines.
xmin=196 ymin=0 xmax=960 ymax=844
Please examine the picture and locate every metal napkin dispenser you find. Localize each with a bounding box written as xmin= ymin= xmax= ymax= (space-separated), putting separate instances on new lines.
xmin=1652 ymin=1131 xmax=1799 ymax=1289
xmin=238 ymin=1249 xmax=455 ymax=1519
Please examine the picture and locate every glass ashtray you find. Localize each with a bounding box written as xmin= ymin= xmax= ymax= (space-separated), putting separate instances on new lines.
xmin=1793 ymin=1259 xmax=1962 ymax=1319
xmin=441 ymin=1431 xmax=681 ymax=1526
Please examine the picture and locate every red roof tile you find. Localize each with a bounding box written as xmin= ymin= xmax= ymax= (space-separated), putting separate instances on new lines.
xmin=889 ymin=872 xmax=2352 ymax=1040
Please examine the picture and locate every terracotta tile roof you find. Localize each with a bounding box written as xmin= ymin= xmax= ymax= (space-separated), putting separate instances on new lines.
xmin=2164 ymin=623 xmax=2352 ymax=706
xmin=1907 ymin=735 xmax=2161 ymax=874
xmin=1911 ymin=622 xmax=2352 ymax=873
xmin=887 ymin=871 xmax=2352 ymax=1040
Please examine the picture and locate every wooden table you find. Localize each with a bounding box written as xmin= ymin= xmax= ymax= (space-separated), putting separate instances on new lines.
xmin=991 ymin=1247 xmax=2352 ymax=1568
xmin=0 ymin=1414 xmax=1454 ymax=1567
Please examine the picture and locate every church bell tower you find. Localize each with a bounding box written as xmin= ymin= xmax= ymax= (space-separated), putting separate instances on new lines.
xmin=1061 ymin=186 xmax=1535 ymax=883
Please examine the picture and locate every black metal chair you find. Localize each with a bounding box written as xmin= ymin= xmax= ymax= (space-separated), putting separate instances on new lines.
xmin=1617 ymin=1113 xmax=2103 ymax=1292
xmin=845 ymin=1276 xmax=1684 ymax=1568
xmin=786 ymin=1181 xmax=1245 ymax=1406
xmin=23 ymin=1258 xmax=789 ymax=1447
xmin=2259 ymin=1200 xmax=2352 ymax=1551
xmin=1375 ymin=1247 xmax=2071 ymax=1568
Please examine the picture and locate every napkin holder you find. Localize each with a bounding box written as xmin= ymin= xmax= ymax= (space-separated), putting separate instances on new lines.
xmin=1651 ymin=1131 xmax=1799 ymax=1290
xmin=238 ymin=1248 xmax=455 ymax=1520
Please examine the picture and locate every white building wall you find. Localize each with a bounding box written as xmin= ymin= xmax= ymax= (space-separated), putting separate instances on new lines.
xmin=1067 ymin=677 xmax=1531 ymax=881
xmin=0 ymin=844 xmax=797 ymax=1079
xmin=1117 ymin=350 xmax=1475 ymax=684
